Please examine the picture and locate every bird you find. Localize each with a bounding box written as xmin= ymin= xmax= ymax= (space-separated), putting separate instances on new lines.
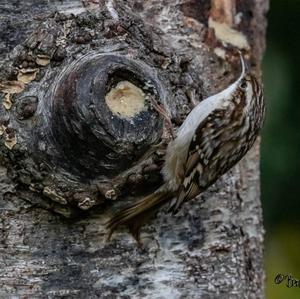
xmin=107 ymin=53 xmax=265 ymax=243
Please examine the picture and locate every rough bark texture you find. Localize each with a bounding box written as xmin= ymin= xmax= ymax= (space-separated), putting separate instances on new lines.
xmin=0 ymin=0 xmax=268 ymax=298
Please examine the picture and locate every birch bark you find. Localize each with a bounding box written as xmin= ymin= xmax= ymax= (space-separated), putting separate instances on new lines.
xmin=0 ymin=1 xmax=268 ymax=298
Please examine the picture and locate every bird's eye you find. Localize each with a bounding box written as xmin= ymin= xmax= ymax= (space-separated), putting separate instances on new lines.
xmin=239 ymin=81 xmax=247 ymax=90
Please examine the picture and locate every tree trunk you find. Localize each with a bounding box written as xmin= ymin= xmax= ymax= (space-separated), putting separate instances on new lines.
xmin=0 ymin=0 xmax=268 ymax=298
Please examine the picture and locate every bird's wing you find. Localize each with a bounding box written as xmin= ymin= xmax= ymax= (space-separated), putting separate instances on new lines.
xmin=169 ymin=108 xmax=227 ymax=213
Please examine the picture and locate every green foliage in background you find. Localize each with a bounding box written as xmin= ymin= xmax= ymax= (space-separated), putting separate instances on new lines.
xmin=262 ymin=0 xmax=300 ymax=298
xmin=262 ymin=0 xmax=300 ymax=228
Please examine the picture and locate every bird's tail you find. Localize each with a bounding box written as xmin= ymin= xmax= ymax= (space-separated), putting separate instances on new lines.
xmin=107 ymin=185 xmax=173 ymax=243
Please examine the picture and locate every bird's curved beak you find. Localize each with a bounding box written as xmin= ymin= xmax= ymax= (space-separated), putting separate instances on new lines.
xmin=237 ymin=50 xmax=250 ymax=81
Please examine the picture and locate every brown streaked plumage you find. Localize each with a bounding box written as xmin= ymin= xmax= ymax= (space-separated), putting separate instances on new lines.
xmin=107 ymin=54 xmax=265 ymax=243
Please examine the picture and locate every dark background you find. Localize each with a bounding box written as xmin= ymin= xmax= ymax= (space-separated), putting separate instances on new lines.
xmin=262 ymin=0 xmax=300 ymax=297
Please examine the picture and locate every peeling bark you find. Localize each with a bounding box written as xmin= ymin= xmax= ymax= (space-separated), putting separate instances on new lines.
xmin=0 ymin=0 xmax=268 ymax=298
